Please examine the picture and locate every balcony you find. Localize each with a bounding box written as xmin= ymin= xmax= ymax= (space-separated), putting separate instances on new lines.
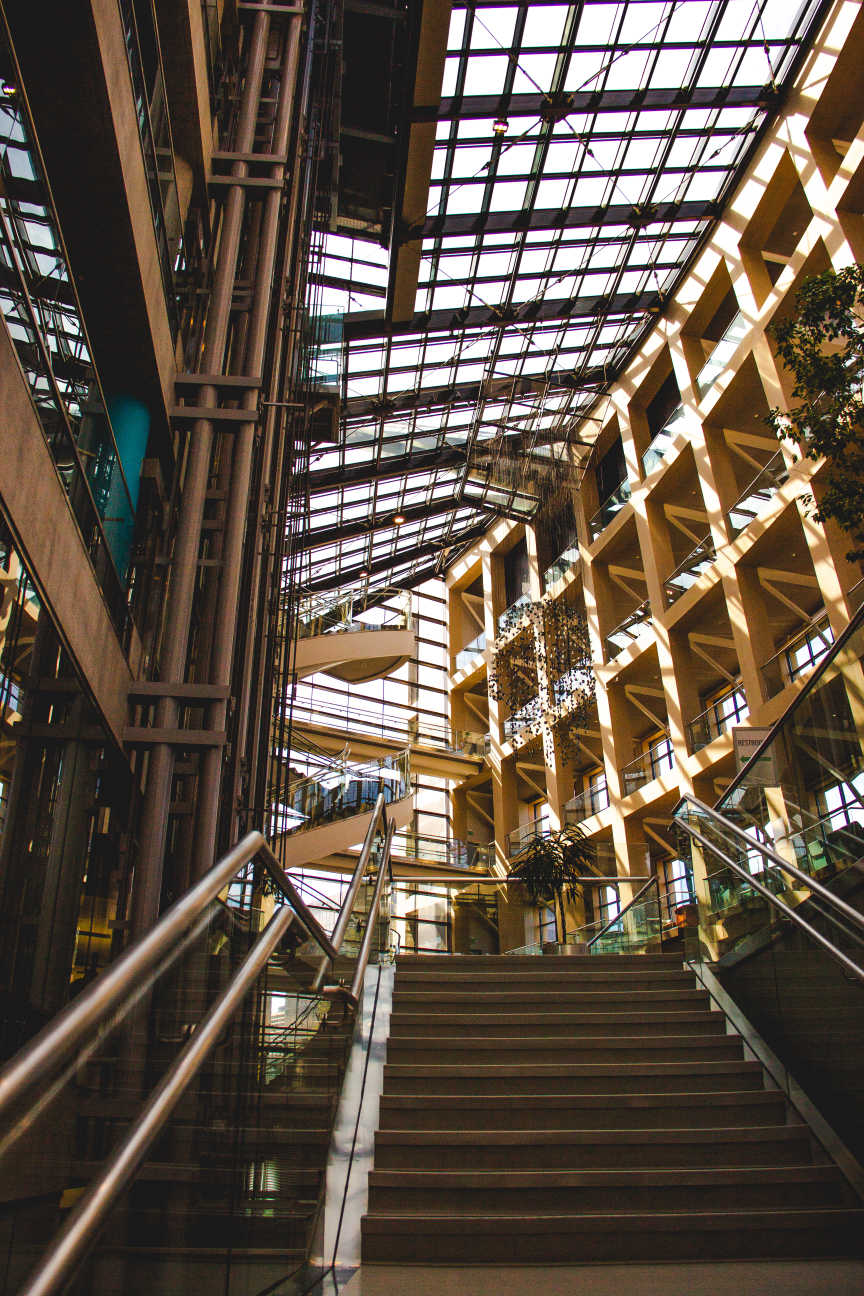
xmin=398 ymin=832 xmax=492 ymax=872
xmin=725 ymin=451 xmax=790 ymax=537
xmin=663 ymin=537 xmax=716 ymax=605
xmin=298 ymin=590 xmax=412 ymax=639
xmin=497 ymin=594 xmax=532 ymax=636
xmin=454 ymin=630 xmax=486 ymax=672
xmin=761 ymin=614 xmax=834 ymax=696
xmin=695 ymin=311 xmax=749 ymax=396
xmin=507 ymin=817 xmax=550 ymax=859
xmin=605 ymin=599 xmax=652 ymax=660
xmin=687 ymin=685 xmax=749 ymax=752
xmin=642 ymin=405 xmax=686 ymax=475
xmin=542 ymin=540 xmax=580 ymax=590
xmin=588 ymin=479 xmax=631 ymax=542
xmin=565 ymin=780 xmax=610 ymax=824
xmin=620 ymin=735 xmax=675 ymax=796
xmin=503 ymin=696 xmax=542 ymax=742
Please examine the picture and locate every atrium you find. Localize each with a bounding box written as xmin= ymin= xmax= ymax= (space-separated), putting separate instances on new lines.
xmin=0 ymin=0 xmax=863 ymax=1292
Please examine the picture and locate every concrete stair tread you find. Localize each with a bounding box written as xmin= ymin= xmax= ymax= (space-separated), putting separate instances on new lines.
xmin=379 ymin=1089 xmax=782 ymax=1108
xmin=367 ymin=1166 xmax=839 ymax=1188
xmin=374 ymin=1126 xmax=809 ymax=1146
xmin=386 ymin=1034 xmax=738 ymax=1048
xmin=362 ymin=1208 xmax=864 ymax=1234
xmin=389 ymin=1010 xmax=722 ymax=1023
xmin=383 ymin=1060 xmax=760 ymax=1075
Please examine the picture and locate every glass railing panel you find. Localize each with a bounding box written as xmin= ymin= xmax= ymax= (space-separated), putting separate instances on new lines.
xmin=695 ymin=311 xmax=748 ymax=395
xmin=663 ymin=536 xmax=716 ymax=605
xmin=620 ymin=736 xmax=675 ymax=795
xmin=761 ymin=614 xmax=833 ymax=697
xmin=725 ymin=450 xmax=790 ymax=536
xmin=507 ymin=818 xmax=551 ymax=858
xmin=0 ymin=42 xmax=137 ymax=635
xmin=674 ymin=798 xmax=864 ymax=1163
xmin=542 ymin=541 xmax=580 ymax=590
xmin=565 ymin=780 xmax=610 ymax=824
xmin=0 ymin=840 xmax=381 ymax=1296
xmin=642 ymin=404 xmax=686 ymax=475
xmin=502 ymin=695 xmax=542 ymax=742
xmin=687 ymin=685 xmax=749 ymax=752
xmin=497 ymin=594 xmax=532 ymax=635
xmin=305 ymin=310 xmax=344 ymax=390
xmin=279 ymin=752 xmax=410 ymax=836
xmin=589 ymin=478 xmax=631 ymax=541
xmin=297 ymin=590 xmax=412 ymax=639
xmin=587 ymin=889 xmax=663 ymax=955
xmin=455 ymin=630 xmax=486 ymax=670
xmin=605 ymin=599 xmax=652 ymax=659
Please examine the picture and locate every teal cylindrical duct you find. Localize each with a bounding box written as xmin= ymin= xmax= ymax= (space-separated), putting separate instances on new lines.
xmin=104 ymin=395 xmax=150 ymax=582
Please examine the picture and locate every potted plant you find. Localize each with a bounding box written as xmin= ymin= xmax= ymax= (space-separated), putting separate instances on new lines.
xmin=510 ymin=824 xmax=594 ymax=950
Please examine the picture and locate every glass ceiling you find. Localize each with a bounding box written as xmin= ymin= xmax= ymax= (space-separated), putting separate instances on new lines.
xmin=297 ymin=0 xmax=826 ymax=605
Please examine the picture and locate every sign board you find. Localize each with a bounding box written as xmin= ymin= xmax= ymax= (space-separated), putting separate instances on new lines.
xmin=733 ymin=727 xmax=779 ymax=786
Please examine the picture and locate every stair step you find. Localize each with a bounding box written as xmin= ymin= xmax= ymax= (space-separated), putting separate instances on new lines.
xmin=394 ymin=969 xmax=695 ymax=987
xmin=361 ymin=1208 xmax=864 ymax=1263
xmin=373 ymin=1125 xmax=813 ymax=1170
xmin=385 ymin=1035 xmax=744 ymax=1064
xmin=388 ymin=1010 xmax=726 ymax=1037
xmin=383 ymin=1059 xmax=765 ymax=1096
xmin=366 ymin=1164 xmax=849 ymax=1213
xmin=396 ymin=954 xmax=684 ymax=968
xmin=377 ymin=1090 xmax=787 ymax=1130
xmin=391 ymin=989 xmax=711 ymax=1009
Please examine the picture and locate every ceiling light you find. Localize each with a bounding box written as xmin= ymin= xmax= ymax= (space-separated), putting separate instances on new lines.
xmin=393 ymin=514 xmax=406 ymax=524
xmin=492 ymin=117 xmax=508 ymax=135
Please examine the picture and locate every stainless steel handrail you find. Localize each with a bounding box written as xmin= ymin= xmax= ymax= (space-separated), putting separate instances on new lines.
xmin=680 ymin=796 xmax=864 ymax=935
xmin=0 ymin=831 xmax=335 ymax=1124
xmin=311 ymin=792 xmax=386 ymax=991
xmin=19 ymin=905 xmax=297 ymax=1296
xmin=586 ymin=876 xmax=659 ymax=949
xmin=347 ymin=817 xmax=396 ymax=1006
xmin=678 ymin=816 xmax=864 ymax=984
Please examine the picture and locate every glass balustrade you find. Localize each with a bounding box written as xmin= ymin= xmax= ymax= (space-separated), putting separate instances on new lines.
xmin=687 ymin=684 xmax=749 ymax=751
xmin=455 ymin=629 xmax=486 ymax=670
xmin=642 ymin=404 xmax=686 ymax=475
xmin=506 ymin=817 xmax=551 ymax=858
xmin=542 ymin=539 xmax=580 ymax=590
xmin=761 ymin=614 xmax=833 ymax=697
xmin=277 ymin=752 xmax=410 ymax=836
xmin=588 ymin=478 xmax=631 ymax=541
xmin=497 ymin=593 xmax=532 ymax=635
xmin=663 ymin=536 xmax=716 ymax=605
xmin=297 ymin=589 xmax=412 ymax=639
xmin=502 ymin=696 xmax=542 ymax=741
xmin=565 ymin=779 xmax=610 ymax=824
xmin=586 ymin=884 xmax=663 ymax=955
xmin=620 ymin=735 xmax=675 ymax=795
xmin=304 ymin=310 xmax=344 ymax=389
xmin=605 ymin=599 xmax=652 ymax=659
xmin=725 ymin=450 xmax=790 ymax=536
xmin=0 ymin=50 xmax=138 ymax=635
xmin=397 ymin=832 xmax=492 ymax=872
xmin=695 ymin=310 xmax=749 ymax=395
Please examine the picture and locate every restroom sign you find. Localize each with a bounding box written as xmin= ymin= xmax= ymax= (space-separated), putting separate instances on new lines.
xmin=733 ymin=727 xmax=778 ymax=786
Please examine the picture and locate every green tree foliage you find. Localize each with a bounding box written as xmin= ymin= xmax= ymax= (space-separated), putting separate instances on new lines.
xmin=767 ymin=263 xmax=864 ymax=561
xmin=510 ymin=824 xmax=593 ymax=943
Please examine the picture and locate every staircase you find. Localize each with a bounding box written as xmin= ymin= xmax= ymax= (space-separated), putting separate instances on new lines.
xmin=362 ymin=952 xmax=864 ymax=1264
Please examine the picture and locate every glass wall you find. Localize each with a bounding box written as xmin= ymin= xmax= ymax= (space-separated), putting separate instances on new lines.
xmin=0 ymin=512 xmax=133 ymax=1057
